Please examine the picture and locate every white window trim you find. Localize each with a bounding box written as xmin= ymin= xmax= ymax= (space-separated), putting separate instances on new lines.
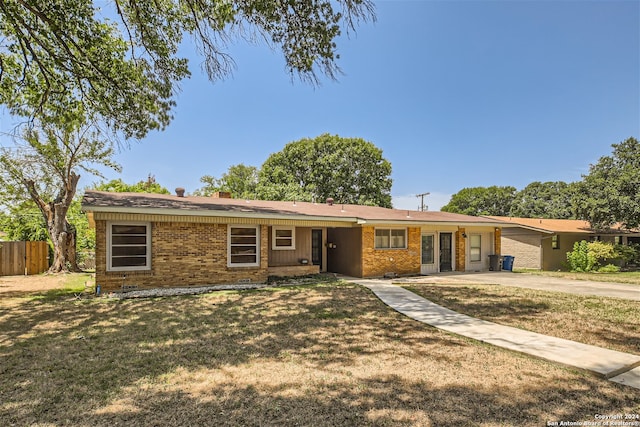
xmin=272 ymin=226 xmax=296 ymax=250
xmin=228 ymin=225 xmax=260 ymax=267
xmin=374 ymin=227 xmax=408 ymax=250
xmin=469 ymin=234 xmax=482 ymax=263
xmin=107 ymin=221 xmax=151 ymax=272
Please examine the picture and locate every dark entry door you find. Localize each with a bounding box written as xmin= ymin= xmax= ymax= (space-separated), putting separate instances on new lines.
xmin=439 ymin=233 xmax=452 ymax=272
xmin=312 ymin=229 xmax=323 ymax=267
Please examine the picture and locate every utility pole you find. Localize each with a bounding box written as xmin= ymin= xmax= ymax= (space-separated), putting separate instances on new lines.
xmin=416 ymin=192 xmax=430 ymax=211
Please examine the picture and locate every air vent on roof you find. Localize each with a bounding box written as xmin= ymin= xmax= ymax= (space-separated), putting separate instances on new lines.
xmin=175 ymin=187 xmax=185 ymax=197
xmin=326 ymin=197 xmax=334 ymax=206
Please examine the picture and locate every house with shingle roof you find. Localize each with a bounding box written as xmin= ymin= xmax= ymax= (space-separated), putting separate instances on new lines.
xmin=82 ymin=190 xmax=507 ymax=292
xmin=486 ymin=216 xmax=640 ymax=270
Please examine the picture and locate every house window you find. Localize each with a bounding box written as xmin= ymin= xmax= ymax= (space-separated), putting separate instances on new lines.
xmin=107 ymin=222 xmax=151 ymax=271
xmin=421 ymin=234 xmax=434 ymax=264
xmin=272 ymin=226 xmax=295 ymax=250
xmin=551 ymin=235 xmax=560 ymax=249
xmin=228 ymin=226 xmax=260 ymax=267
xmin=470 ymin=234 xmax=481 ymax=262
xmin=375 ymin=228 xmax=407 ymax=249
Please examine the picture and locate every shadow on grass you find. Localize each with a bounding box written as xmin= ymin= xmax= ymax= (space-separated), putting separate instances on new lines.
xmin=1 ymin=283 xmax=638 ymax=426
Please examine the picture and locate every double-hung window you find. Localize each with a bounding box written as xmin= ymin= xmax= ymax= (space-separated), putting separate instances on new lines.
xmin=375 ymin=228 xmax=407 ymax=249
xmin=228 ymin=226 xmax=260 ymax=267
xmin=107 ymin=222 xmax=151 ymax=271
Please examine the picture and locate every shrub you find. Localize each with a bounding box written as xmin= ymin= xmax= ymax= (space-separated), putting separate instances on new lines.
xmin=566 ymin=240 xmax=621 ymax=272
xmin=597 ymin=264 xmax=620 ymax=273
xmin=566 ymin=241 xmax=596 ymax=272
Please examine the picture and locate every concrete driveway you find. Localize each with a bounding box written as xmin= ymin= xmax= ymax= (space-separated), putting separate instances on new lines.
xmin=398 ymin=271 xmax=640 ymax=301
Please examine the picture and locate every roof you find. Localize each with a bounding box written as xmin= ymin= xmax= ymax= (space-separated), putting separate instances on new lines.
xmin=486 ymin=216 xmax=638 ymax=234
xmin=82 ymin=191 xmax=506 ymax=227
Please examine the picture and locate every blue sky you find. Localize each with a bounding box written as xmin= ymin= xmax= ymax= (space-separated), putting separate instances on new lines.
xmin=3 ymin=0 xmax=640 ymax=211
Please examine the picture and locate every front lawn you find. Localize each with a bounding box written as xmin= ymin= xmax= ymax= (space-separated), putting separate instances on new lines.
xmin=1 ymin=278 xmax=638 ymax=426
xmin=405 ymin=283 xmax=640 ymax=355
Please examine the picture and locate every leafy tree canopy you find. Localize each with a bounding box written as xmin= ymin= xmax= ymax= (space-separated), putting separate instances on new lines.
xmin=257 ymin=134 xmax=393 ymax=207
xmin=93 ymin=175 xmax=170 ymax=194
xmin=193 ymin=164 xmax=258 ymax=199
xmin=510 ymin=181 xmax=576 ymax=219
xmin=573 ymin=137 xmax=640 ymax=230
xmin=440 ymin=186 xmax=517 ymax=216
xmin=0 ymin=0 xmax=375 ymax=139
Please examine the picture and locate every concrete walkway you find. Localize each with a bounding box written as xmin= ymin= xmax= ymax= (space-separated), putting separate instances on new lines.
xmin=347 ymin=278 xmax=640 ymax=390
xmin=403 ymin=271 xmax=640 ymax=301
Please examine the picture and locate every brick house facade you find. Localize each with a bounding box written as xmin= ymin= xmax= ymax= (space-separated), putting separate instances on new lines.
xmin=84 ymin=191 xmax=506 ymax=292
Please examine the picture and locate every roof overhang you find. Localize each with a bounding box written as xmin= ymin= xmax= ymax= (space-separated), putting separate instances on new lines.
xmin=83 ymin=205 xmax=362 ymax=224
xmin=83 ymin=205 xmax=510 ymax=228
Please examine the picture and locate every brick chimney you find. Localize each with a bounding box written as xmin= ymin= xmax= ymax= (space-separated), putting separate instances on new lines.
xmin=175 ymin=187 xmax=185 ymax=197
xmin=212 ymin=191 xmax=232 ymax=199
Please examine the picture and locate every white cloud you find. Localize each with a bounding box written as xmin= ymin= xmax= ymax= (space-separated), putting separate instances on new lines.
xmin=392 ymin=192 xmax=451 ymax=212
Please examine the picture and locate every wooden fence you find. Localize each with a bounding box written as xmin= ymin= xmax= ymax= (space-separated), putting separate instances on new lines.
xmin=0 ymin=241 xmax=49 ymax=276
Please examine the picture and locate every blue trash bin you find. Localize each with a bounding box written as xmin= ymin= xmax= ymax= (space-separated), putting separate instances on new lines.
xmin=502 ymin=255 xmax=514 ymax=271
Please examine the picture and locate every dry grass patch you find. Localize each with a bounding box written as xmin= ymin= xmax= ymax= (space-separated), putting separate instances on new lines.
xmin=1 ymin=281 xmax=638 ymax=426
xmin=405 ymin=283 xmax=640 ymax=355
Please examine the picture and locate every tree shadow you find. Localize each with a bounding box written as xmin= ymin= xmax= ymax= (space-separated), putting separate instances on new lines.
xmin=1 ymin=283 xmax=638 ymax=426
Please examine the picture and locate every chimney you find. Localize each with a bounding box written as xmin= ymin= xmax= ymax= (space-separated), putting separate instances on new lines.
xmin=175 ymin=187 xmax=185 ymax=197
xmin=212 ymin=191 xmax=232 ymax=199
xmin=326 ymin=197 xmax=334 ymax=206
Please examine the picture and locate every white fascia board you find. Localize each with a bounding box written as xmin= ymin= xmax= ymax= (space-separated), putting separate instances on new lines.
xmin=83 ymin=206 xmax=361 ymax=224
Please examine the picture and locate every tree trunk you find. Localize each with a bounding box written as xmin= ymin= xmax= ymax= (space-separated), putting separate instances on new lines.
xmin=25 ymin=173 xmax=82 ymax=274
xmin=48 ymin=220 xmax=81 ymax=273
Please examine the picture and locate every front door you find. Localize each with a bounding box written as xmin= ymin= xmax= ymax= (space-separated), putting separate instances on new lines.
xmin=312 ymin=229 xmax=323 ymax=268
xmin=439 ymin=233 xmax=453 ymax=272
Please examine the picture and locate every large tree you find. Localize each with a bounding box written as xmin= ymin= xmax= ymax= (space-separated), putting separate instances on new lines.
xmin=0 ymin=119 xmax=119 ymax=272
xmin=573 ymin=137 xmax=640 ymax=230
xmin=0 ymin=0 xmax=375 ymax=138
xmin=441 ymin=186 xmax=517 ymax=216
xmin=257 ymin=134 xmax=393 ymax=207
xmin=193 ymin=164 xmax=258 ymax=198
xmin=510 ymin=181 xmax=576 ymax=219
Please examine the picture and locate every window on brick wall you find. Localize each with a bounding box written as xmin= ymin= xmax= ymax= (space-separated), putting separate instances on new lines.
xmin=107 ymin=222 xmax=151 ymax=271
xmin=375 ymin=228 xmax=407 ymax=249
xmin=228 ymin=225 xmax=260 ymax=267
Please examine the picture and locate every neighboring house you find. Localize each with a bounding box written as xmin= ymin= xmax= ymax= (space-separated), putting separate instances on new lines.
xmin=486 ymin=216 xmax=640 ymax=271
xmin=82 ymin=190 xmax=506 ymax=292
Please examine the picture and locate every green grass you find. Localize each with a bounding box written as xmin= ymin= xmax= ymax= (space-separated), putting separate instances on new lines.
xmin=514 ymin=269 xmax=640 ymax=285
